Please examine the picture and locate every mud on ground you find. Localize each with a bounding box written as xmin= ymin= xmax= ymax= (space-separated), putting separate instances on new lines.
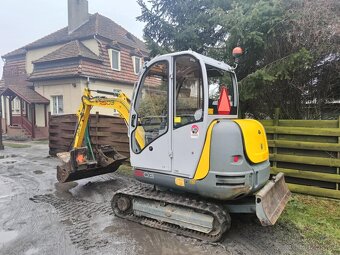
xmin=0 ymin=142 xmax=320 ymax=255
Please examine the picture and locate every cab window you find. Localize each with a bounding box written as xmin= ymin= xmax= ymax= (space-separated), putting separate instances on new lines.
xmin=174 ymin=55 xmax=203 ymax=128
xmin=132 ymin=61 xmax=169 ymax=153
xmin=207 ymin=65 xmax=237 ymax=115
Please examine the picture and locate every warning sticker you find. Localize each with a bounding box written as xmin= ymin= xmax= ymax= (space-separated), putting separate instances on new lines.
xmin=191 ymin=125 xmax=199 ymax=138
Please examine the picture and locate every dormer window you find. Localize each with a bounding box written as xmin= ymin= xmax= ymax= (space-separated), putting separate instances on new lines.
xmin=109 ymin=49 xmax=121 ymax=71
xmin=133 ymin=56 xmax=142 ymax=75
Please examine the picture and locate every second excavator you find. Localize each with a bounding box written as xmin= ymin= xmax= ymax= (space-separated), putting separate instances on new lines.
xmin=56 ymin=50 xmax=290 ymax=241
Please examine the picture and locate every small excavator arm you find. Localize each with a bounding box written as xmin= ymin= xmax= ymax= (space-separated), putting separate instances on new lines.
xmin=56 ymin=87 xmax=144 ymax=183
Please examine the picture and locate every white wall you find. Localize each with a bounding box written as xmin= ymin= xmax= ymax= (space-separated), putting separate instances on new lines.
xmin=81 ymin=39 xmax=99 ymax=56
xmin=26 ymin=39 xmax=99 ymax=75
xmin=2 ymin=97 xmax=10 ymax=126
xmin=35 ymin=79 xmax=82 ymax=115
xmin=35 ymin=104 xmax=45 ymax=127
xmin=82 ymin=79 xmax=134 ymax=116
xmin=35 ymin=78 xmax=134 ymax=118
xmin=0 ymin=96 xmax=14 ymax=130
xmin=26 ymin=44 xmax=63 ymax=74
xmin=1 ymin=96 xmax=7 ymax=131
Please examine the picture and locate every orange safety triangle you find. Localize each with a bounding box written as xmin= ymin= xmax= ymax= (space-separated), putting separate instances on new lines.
xmin=217 ymin=86 xmax=231 ymax=115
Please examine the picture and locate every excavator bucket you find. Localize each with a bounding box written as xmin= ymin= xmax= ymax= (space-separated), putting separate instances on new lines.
xmin=57 ymin=145 xmax=128 ymax=183
xmin=255 ymin=173 xmax=291 ymax=226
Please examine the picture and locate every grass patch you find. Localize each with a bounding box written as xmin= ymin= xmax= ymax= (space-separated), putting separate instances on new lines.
xmin=280 ymin=194 xmax=340 ymax=254
xmin=116 ymin=164 xmax=133 ymax=176
xmin=3 ymin=142 xmax=31 ymax=148
xmin=32 ymin=140 xmax=49 ymax=144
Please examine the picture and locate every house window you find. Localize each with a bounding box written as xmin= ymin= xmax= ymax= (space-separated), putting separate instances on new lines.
xmin=133 ymin=56 xmax=142 ymax=75
xmin=52 ymin=95 xmax=63 ymax=115
xmin=11 ymin=98 xmax=25 ymax=114
xmin=109 ymin=49 xmax=121 ymax=71
xmin=11 ymin=98 xmax=20 ymax=113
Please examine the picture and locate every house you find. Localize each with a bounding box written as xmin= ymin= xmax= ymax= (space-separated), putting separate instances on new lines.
xmin=0 ymin=0 xmax=149 ymax=139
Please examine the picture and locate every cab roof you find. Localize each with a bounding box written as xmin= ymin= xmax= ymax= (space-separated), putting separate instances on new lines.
xmin=148 ymin=50 xmax=234 ymax=72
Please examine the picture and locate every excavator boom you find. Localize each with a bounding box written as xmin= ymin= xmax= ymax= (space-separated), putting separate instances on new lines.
xmin=56 ymin=88 xmax=135 ymax=183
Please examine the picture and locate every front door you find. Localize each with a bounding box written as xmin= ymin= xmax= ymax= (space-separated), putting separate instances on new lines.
xmin=129 ymin=58 xmax=172 ymax=173
xmin=172 ymin=55 xmax=207 ymax=178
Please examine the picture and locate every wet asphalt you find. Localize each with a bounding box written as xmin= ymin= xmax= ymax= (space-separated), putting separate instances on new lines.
xmin=0 ymin=141 xmax=318 ymax=255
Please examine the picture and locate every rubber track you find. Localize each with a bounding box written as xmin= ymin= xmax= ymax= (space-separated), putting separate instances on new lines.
xmin=111 ymin=185 xmax=231 ymax=242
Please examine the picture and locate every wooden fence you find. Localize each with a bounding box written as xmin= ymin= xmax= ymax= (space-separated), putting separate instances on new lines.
xmin=49 ymin=112 xmax=340 ymax=199
xmin=260 ymin=109 xmax=340 ymax=199
xmin=49 ymin=113 xmax=129 ymax=157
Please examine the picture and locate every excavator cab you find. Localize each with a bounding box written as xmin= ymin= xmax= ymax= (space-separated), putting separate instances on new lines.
xmin=128 ymin=53 xmax=240 ymax=175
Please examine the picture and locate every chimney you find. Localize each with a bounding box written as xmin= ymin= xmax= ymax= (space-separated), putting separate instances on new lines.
xmin=68 ymin=0 xmax=89 ymax=34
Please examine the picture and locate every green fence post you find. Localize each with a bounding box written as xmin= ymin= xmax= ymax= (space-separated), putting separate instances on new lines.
xmin=273 ymin=108 xmax=280 ymax=171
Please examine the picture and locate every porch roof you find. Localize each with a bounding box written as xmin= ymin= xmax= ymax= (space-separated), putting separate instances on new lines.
xmin=0 ymin=86 xmax=49 ymax=104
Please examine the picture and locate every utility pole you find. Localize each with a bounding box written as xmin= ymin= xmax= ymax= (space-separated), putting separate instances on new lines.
xmin=0 ymin=96 xmax=4 ymax=150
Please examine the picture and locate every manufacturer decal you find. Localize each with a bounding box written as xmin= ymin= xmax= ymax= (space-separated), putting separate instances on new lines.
xmin=143 ymin=172 xmax=155 ymax=179
xmin=134 ymin=170 xmax=154 ymax=179
xmin=191 ymin=124 xmax=199 ymax=138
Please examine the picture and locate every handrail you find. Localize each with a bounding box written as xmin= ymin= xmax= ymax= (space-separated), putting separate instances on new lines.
xmin=21 ymin=116 xmax=33 ymax=135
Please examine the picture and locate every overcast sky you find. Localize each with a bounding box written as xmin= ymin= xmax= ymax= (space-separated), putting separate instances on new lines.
xmin=0 ymin=0 xmax=145 ymax=78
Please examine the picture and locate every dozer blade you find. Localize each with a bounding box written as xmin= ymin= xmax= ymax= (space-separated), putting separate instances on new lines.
xmin=255 ymin=172 xmax=291 ymax=226
xmin=57 ymin=146 xmax=128 ymax=183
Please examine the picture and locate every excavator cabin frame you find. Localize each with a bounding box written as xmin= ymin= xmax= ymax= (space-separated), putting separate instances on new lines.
xmin=56 ymin=51 xmax=291 ymax=241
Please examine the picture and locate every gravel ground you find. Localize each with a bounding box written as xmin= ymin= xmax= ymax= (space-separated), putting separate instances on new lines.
xmin=0 ymin=141 xmax=320 ymax=255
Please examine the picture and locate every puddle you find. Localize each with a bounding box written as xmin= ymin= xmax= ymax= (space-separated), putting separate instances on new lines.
xmin=0 ymin=230 xmax=18 ymax=246
xmin=33 ymin=170 xmax=45 ymax=175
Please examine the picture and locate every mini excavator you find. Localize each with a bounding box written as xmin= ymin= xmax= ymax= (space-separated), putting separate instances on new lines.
xmin=56 ymin=50 xmax=291 ymax=241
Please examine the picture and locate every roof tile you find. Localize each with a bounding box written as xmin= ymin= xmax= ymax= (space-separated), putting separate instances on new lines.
xmin=2 ymin=48 xmax=27 ymax=58
xmin=28 ymin=61 xmax=81 ymax=81
xmin=0 ymin=86 xmax=49 ymax=104
xmin=34 ymin=40 xmax=100 ymax=63
xmin=29 ymin=39 xmax=141 ymax=85
xmin=3 ymin=13 xmax=148 ymax=58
